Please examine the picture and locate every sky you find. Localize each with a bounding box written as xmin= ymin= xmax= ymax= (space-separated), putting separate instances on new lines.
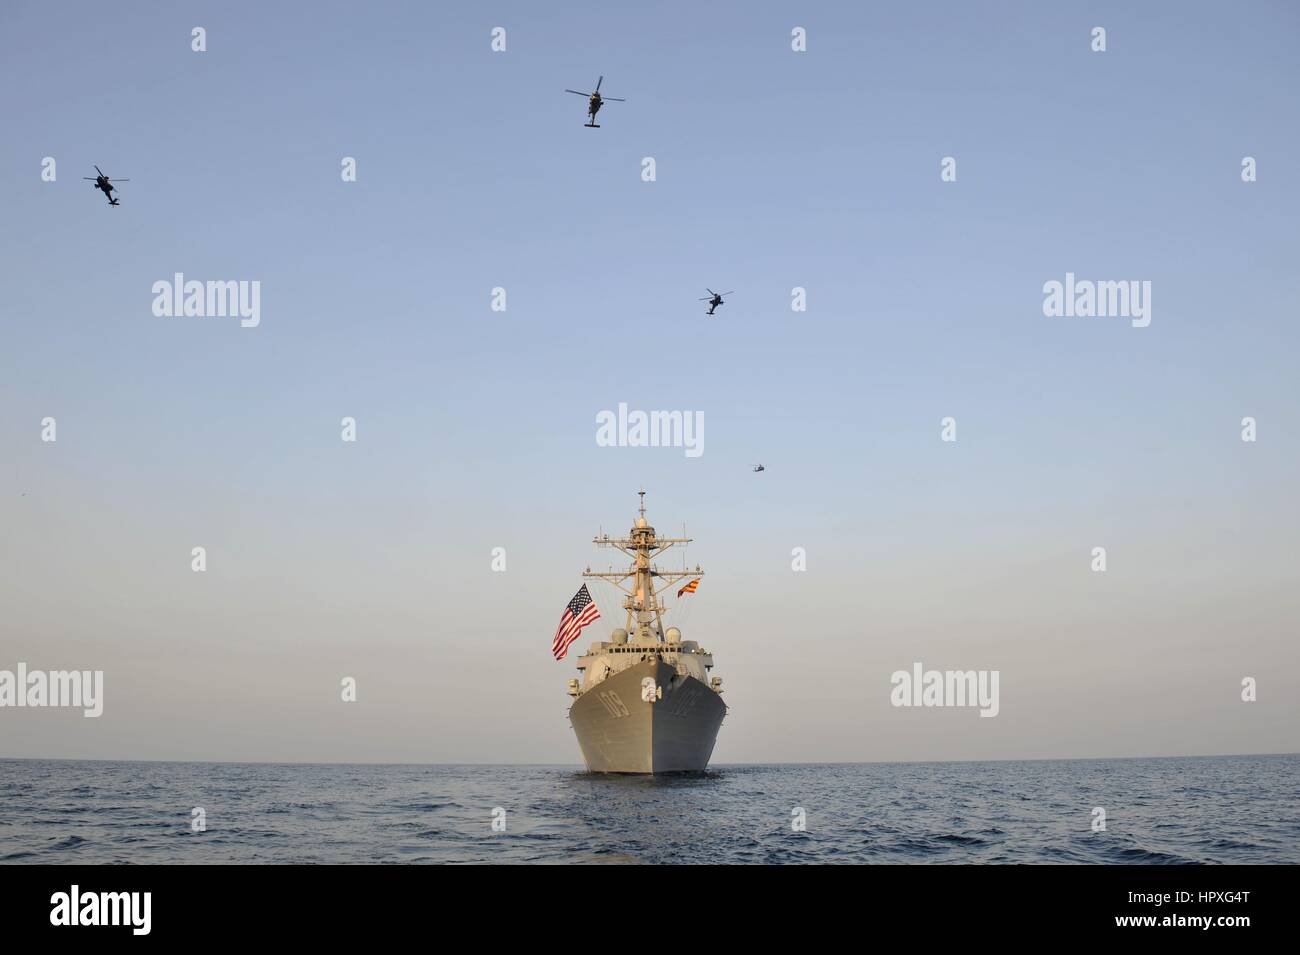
xmin=1 ymin=0 xmax=1297 ymax=764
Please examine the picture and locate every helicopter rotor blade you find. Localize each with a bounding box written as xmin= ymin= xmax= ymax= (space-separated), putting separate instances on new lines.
xmin=564 ymin=89 xmax=589 ymax=96
xmin=596 ymin=75 xmax=603 ymax=91
xmin=94 ymin=165 xmax=104 ymax=176
xmin=602 ymin=97 xmax=626 ymax=102
xmin=109 ymin=178 xmax=130 ymax=182
xmin=719 ymin=291 xmax=735 ymax=297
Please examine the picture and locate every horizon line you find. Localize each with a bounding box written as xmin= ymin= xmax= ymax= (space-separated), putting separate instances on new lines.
xmin=2 ymin=750 xmax=1296 ymax=769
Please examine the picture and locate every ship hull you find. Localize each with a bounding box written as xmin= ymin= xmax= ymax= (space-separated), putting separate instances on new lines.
xmin=568 ymin=659 xmax=726 ymax=773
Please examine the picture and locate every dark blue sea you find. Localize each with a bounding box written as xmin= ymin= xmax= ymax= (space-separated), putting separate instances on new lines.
xmin=2 ymin=755 xmax=1297 ymax=864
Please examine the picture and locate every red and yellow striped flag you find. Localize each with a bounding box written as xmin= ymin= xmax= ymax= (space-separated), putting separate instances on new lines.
xmin=677 ymin=579 xmax=700 ymax=599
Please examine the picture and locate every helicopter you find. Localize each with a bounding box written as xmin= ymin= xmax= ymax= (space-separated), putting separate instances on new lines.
xmin=564 ymin=75 xmax=625 ymax=127
xmin=700 ymin=289 xmax=733 ymax=315
xmin=752 ymin=464 xmax=765 ymax=473
xmin=83 ymin=166 xmax=129 ymax=206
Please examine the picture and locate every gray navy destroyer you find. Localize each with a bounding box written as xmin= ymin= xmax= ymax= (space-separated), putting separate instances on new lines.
xmin=566 ymin=493 xmax=727 ymax=773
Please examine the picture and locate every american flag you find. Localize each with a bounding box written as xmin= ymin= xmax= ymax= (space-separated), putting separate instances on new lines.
xmin=552 ymin=584 xmax=601 ymax=661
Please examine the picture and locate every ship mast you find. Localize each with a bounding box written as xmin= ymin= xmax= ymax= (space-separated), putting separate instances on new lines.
xmin=583 ymin=490 xmax=703 ymax=641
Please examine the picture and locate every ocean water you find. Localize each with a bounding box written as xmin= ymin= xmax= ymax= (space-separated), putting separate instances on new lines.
xmin=1 ymin=754 xmax=1297 ymax=864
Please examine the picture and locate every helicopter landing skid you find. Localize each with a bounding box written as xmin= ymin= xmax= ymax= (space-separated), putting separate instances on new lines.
xmin=584 ymin=122 xmax=600 ymax=128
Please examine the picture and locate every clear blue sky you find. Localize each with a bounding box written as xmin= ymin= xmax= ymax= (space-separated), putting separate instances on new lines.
xmin=2 ymin=1 xmax=1297 ymax=763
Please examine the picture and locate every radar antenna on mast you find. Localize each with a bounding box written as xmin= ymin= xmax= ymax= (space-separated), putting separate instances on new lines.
xmin=582 ymin=491 xmax=703 ymax=641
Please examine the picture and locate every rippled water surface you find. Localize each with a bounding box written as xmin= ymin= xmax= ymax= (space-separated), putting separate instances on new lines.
xmin=2 ymin=755 xmax=1297 ymax=863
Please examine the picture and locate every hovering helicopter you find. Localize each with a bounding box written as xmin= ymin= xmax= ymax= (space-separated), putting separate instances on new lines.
xmin=83 ymin=166 xmax=128 ymax=206
xmin=700 ymin=289 xmax=733 ymax=315
xmin=753 ymin=464 xmax=765 ymax=473
xmin=564 ymin=75 xmax=625 ymax=127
